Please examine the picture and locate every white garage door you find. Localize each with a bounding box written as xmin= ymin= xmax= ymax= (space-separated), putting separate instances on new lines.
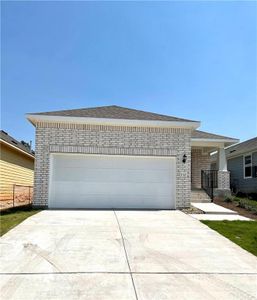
xmin=49 ymin=154 xmax=176 ymax=209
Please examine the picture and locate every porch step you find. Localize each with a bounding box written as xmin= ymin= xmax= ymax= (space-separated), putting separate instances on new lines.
xmin=191 ymin=189 xmax=212 ymax=203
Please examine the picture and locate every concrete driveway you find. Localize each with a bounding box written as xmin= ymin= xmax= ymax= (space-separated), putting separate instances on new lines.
xmin=0 ymin=210 xmax=256 ymax=299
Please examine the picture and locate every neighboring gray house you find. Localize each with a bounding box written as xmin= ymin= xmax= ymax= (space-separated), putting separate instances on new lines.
xmin=212 ymin=137 xmax=257 ymax=194
xmin=27 ymin=105 xmax=238 ymax=209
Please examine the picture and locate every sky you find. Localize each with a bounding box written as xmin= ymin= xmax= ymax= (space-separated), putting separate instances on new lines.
xmin=1 ymin=1 xmax=257 ymax=148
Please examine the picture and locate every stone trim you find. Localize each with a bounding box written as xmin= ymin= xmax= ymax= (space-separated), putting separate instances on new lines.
xmin=218 ymin=171 xmax=230 ymax=190
xmin=36 ymin=122 xmax=191 ymax=134
xmin=49 ymin=145 xmax=177 ymax=156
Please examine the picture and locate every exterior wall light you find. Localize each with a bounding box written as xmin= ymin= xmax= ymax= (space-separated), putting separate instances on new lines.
xmin=182 ymin=154 xmax=187 ymax=163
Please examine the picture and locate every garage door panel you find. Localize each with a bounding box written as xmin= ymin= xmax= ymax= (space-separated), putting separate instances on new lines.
xmin=53 ymin=168 xmax=172 ymax=183
xmin=53 ymin=182 xmax=172 ymax=196
xmin=50 ymin=194 xmax=171 ymax=209
xmin=49 ymin=154 xmax=176 ymax=209
xmin=54 ymin=155 xmax=171 ymax=170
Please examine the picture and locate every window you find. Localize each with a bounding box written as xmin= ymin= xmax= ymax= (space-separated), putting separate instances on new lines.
xmin=244 ymin=154 xmax=252 ymax=178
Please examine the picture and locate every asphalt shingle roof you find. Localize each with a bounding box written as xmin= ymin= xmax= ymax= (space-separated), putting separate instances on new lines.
xmin=29 ymin=105 xmax=237 ymax=142
xmin=0 ymin=130 xmax=35 ymax=156
xmin=31 ymin=105 xmax=198 ymax=122
xmin=226 ymin=137 xmax=257 ymax=154
xmin=192 ymin=130 xmax=236 ymax=140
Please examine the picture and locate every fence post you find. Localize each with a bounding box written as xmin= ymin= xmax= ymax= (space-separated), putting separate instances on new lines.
xmin=13 ymin=185 xmax=15 ymax=208
xmin=211 ymin=172 xmax=213 ymax=201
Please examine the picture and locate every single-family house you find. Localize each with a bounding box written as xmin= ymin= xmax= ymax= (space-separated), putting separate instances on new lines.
xmin=27 ymin=105 xmax=238 ymax=209
xmin=0 ymin=130 xmax=35 ymax=209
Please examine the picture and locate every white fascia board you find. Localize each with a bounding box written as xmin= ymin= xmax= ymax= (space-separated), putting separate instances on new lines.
xmin=26 ymin=114 xmax=201 ymax=129
xmin=0 ymin=139 xmax=34 ymax=159
xmin=191 ymin=138 xmax=239 ymax=148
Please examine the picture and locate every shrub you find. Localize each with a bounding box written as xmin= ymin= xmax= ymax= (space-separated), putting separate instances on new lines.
xmin=233 ymin=197 xmax=240 ymax=203
xmin=224 ymin=196 xmax=233 ymax=203
xmin=248 ymin=193 xmax=257 ymax=201
xmin=236 ymin=191 xmax=247 ymax=198
xmin=238 ymin=198 xmax=257 ymax=215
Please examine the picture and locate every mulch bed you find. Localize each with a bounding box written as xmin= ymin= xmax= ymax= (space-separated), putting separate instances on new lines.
xmin=180 ymin=205 xmax=204 ymax=214
xmin=214 ymin=198 xmax=257 ymax=220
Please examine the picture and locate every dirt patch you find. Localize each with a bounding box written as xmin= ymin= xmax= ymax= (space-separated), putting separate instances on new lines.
xmin=180 ymin=205 xmax=203 ymax=214
xmin=0 ymin=199 xmax=32 ymax=211
xmin=214 ymin=198 xmax=257 ymax=220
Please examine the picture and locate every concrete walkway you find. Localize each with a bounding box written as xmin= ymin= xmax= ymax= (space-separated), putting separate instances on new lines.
xmin=190 ymin=213 xmax=251 ymax=221
xmin=191 ymin=202 xmax=252 ymax=221
xmin=192 ymin=203 xmax=237 ymax=214
xmin=0 ymin=210 xmax=256 ymax=299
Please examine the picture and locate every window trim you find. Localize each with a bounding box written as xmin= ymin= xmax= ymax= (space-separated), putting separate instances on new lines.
xmin=243 ymin=153 xmax=252 ymax=179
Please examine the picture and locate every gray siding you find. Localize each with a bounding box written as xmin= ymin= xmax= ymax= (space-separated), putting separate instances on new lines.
xmin=228 ymin=151 xmax=257 ymax=193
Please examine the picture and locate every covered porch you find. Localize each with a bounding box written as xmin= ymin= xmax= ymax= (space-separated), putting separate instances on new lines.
xmin=191 ymin=131 xmax=239 ymax=201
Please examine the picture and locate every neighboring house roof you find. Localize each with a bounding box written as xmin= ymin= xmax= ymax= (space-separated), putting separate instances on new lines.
xmin=211 ymin=137 xmax=257 ymax=161
xmin=226 ymin=137 xmax=257 ymax=157
xmin=29 ymin=105 xmax=198 ymax=122
xmin=0 ymin=130 xmax=35 ymax=158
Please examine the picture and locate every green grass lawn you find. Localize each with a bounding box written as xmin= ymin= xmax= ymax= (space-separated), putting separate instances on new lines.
xmin=202 ymin=220 xmax=257 ymax=257
xmin=0 ymin=208 xmax=41 ymax=236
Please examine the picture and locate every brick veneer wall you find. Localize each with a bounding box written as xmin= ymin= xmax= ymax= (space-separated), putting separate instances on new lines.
xmin=34 ymin=122 xmax=192 ymax=208
xmin=191 ymin=148 xmax=211 ymax=189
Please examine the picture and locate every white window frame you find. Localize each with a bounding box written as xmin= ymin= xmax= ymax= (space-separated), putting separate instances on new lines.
xmin=243 ymin=153 xmax=252 ymax=179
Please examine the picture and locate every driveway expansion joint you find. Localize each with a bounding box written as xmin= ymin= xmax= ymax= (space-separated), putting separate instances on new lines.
xmin=1 ymin=271 xmax=257 ymax=275
xmin=113 ymin=210 xmax=139 ymax=300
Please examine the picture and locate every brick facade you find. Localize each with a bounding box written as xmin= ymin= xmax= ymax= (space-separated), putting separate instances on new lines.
xmin=191 ymin=148 xmax=211 ymax=189
xmin=34 ymin=122 xmax=192 ymax=208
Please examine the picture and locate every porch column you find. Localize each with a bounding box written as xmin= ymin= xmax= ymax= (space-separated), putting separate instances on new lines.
xmin=218 ymin=146 xmax=227 ymax=171
xmin=217 ymin=145 xmax=230 ymax=191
